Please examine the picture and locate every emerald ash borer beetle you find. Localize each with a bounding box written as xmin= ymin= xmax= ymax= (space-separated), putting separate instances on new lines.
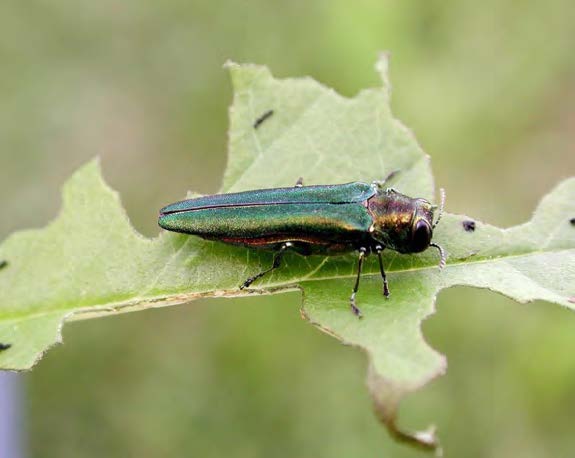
xmin=158 ymin=174 xmax=446 ymax=317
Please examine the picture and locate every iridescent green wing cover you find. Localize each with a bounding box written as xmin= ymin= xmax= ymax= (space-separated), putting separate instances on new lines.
xmin=160 ymin=182 xmax=375 ymax=213
xmin=159 ymin=182 xmax=376 ymax=251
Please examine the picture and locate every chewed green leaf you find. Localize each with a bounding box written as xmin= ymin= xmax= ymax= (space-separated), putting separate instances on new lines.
xmin=224 ymin=56 xmax=434 ymax=199
xmin=0 ymin=55 xmax=573 ymax=451
xmin=300 ymin=177 xmax=575 ymax=449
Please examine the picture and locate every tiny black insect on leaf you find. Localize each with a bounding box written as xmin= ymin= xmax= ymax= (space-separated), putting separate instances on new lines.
xmin=569 ymin=217 xmax=575 ymax=226
xmin=462 ymin=220 xmax=476 ymax=232
xmin=253 ymin=109 xmax=274 ymax=129
xmin=0 ymin=343 xmax=12 ymax=352
xmin=0 ymin=260 xmax=7 ymax=270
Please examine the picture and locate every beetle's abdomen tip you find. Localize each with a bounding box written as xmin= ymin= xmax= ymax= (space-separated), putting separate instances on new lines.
xmin=158 ymin=211 xmax=178 ymax=231
xmin=157 ymin=214 xmax=168 ymax=229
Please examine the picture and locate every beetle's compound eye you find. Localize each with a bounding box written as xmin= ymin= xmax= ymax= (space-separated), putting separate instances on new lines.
xmin=411 ymin=219 xmax=432 ymax=253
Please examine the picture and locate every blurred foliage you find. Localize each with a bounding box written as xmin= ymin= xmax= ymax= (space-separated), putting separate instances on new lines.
xmin=0 ymin=0 xmax=574 ymax=456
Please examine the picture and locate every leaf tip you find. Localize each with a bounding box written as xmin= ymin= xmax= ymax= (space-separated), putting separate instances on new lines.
xmin=367 ymin=360 xmax=442 ymax=452
xmin=222 ymin=59 xmax=238 ymax=70
xmin=64 ymin=156 xmax=104 ymax=190
xmin=225 ymin=60 xmax=273 ymax=91
xmin=375 ymin=51 xmax=392 ymax=94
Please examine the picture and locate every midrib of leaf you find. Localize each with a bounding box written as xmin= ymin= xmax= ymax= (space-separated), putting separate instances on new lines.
xmin=3 ymin=228 xmax=569 ymax=324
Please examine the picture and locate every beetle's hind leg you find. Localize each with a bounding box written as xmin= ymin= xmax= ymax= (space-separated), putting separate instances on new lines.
xmin=349 ymin=247 xmax=367 ymax=318
xmin=240 ymin=243 xmax=291 ymax=290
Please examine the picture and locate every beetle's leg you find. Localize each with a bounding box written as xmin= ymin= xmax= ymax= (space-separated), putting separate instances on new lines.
xmin=295 ymin=177 xmax=304 ymax=187
xmin=375 ymin=245 xmax=390 ymax=297
xmin=0 ymin=260 xmax=7 ymax=270
xmin=240 ymin=243 xmax=291 ymax=289
xmin=350 ymin=247 xmax=367 ymax=318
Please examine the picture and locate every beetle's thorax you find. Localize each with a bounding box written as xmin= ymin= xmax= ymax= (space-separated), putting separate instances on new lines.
xmin=366 ymin=188 xmax=434 ymax=253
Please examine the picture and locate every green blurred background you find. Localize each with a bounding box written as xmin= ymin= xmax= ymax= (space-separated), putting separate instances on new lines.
xmin=1 ymin=0 xmax=574 ymax=456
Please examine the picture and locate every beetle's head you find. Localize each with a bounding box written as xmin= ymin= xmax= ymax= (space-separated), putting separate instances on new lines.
xmin=367 ymin=189 xmax=435 ymax=254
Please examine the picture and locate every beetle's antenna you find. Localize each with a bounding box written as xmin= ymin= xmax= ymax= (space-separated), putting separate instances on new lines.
xmin=430 ymin=243 xmax=446 ymax=269
xmin=373 ymin=170 xmax=400 ymax=190
xmin=433 ymin=188 xmax=445 ymax=229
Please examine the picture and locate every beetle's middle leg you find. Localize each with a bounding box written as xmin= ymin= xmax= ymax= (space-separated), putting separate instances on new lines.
xmin=240 ymin=243 xmax=291 ymax=290
xmin=375 ymin=245 xmax=390 ymax=297
xmin=349 ymin=247 xmax=367 ymax=318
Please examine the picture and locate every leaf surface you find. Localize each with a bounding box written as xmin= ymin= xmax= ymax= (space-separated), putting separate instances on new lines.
xmin=1 ymin=55 xmax=573 ymax=450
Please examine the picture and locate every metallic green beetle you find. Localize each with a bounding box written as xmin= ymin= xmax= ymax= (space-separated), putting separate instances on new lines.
xmin=158 ymin=176 xmax=445 ymax=317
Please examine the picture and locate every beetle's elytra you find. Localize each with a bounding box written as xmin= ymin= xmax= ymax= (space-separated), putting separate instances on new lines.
xmin=159 ymin=176 xmax=445 ymax=317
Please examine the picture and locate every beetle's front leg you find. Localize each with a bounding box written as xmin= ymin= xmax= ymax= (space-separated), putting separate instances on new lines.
xmin=240 ymin=242 xmax=292 ymax=290
xmin=349 ymin=247 xmax=367 ymax=318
